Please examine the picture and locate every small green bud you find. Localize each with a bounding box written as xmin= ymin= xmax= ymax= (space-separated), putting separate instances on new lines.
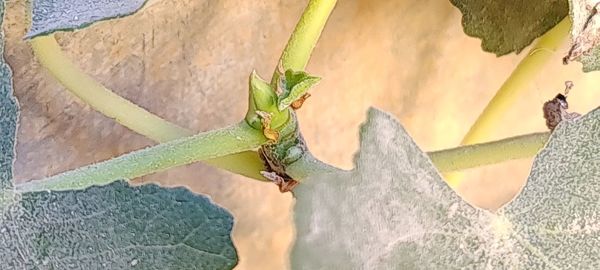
xmin=245 ymin=70 xmax=290 ymax=130
xmin=250 ymin=70 xmax=278 ymax=112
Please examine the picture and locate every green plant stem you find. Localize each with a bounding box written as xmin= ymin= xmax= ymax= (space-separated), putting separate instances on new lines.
xmin=286 ymin=131 xmax=550 ymax=178
xmin=30 ymin=35 xmax=191 ymax=142
xmin=287 ymin=152 xmax=342 ymax=179
xmin=30 ymin=35 xmax=267 ymax=181
xmin=429 ymin=132 xmax=550 ymax=173
xmin=16 ymin=122 xmax=266 ymax=193
xmin=270 ymin=0 xmax=337 ymax=86
xmin=446 ymin=18 xmax=570 ymax=187
xmin=16 ymin=126 xmax=550 ymax=193
xmin=265 ymin=0 xmax=338 ymax=179
xmin=208 ymin=152 xmax=267 ymax=180
xmin=460 ymin=18 xmax=570 ymax=145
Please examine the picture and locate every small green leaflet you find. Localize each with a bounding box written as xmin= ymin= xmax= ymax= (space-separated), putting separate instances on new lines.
xmin=26 ymin=0 xmax=148 ymax=38
xmin=450 ymin=0 xmax=568 ymax=55
xmin=277 ymin=70 xmax=320 ymax=111
xmin=293 ymin=107 xmax=600 ymax=269
xmin=1 ymin=2 xmax=239 ymax=268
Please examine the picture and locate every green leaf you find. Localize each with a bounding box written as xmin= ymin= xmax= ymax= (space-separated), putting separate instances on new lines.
xmin=450 ymin=0 xmax=568 ymax=55
xmin=292 ymin=107 xmax=600 ymax=269
xmin=502 ymin=107 xmax=600 ymax=268
xmin=3 ymin=5 xmax=238 ymax=267
xmin=0 ymin=0 xmax=17 ymax=191
xmin=564 ymin=0 xmax=600 ymax=72
xmin=26 ymin=0 xmax=148 ymax=38
xmin=0 ymin=181 xmax=238 ymax=269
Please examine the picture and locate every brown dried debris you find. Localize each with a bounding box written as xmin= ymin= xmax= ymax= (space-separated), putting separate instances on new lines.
xmin=564 ymin=2 xmax=600 ymax=64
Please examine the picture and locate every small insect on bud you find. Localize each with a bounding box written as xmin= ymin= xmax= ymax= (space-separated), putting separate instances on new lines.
xmin=542 ymin=81 xmax=581 ymax=131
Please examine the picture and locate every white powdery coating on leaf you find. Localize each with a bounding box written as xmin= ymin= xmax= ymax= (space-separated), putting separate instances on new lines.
xmin=293 ymin=107 xmax=600 ymax=269
xmin=292 ymin=108 xmax=519 ymax=270
xmin=502 ymin=107 xmax=600 ymax=269
xmin=26 ymin=0 xmax=147 ymax=38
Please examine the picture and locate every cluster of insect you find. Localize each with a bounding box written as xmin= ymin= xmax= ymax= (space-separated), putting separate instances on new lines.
xmin=542 ymin=81 xmax=582 ymax=131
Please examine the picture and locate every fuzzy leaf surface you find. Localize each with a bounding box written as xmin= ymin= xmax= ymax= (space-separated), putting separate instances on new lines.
xmin=0 ymin=181 xmax=238 ymax=269
xmin=27 ymin=0 xmax=147 ymax=38
xmin=450 ymin=0 xmax=568 ymax=55
xmin=0 ymin=0 xmax=17 ymax=191
xmin=292 ymin=107 xmax=600 ymax=269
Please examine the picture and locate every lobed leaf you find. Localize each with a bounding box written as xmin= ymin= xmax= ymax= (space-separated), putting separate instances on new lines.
xmin=450 ymin=0 xmax=568 ymax=55
xmin=1 ymin=7 xmax=239 ymax=268
xmin=292 ymin=107 xmax=600 ymax=269
xmin=26 ymin=0 xmax=147 ymax=38
xmin=502 ymin=106 xmax=600 ymax=268
xmin=0 ymin=181 xmax=237 ymax=270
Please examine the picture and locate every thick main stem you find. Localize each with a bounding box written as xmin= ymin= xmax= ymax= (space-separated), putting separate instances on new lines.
xmin=286 ymin=152 xmax=342 ymax=179
xmin=17 ymin=123 xmax=266 ymax=193
xmin=30 ymin=35 xmax=266 ymax=181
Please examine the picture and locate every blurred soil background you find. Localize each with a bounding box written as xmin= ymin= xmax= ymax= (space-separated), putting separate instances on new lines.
xmin=4 ymin=0 xmax=600 ymax=269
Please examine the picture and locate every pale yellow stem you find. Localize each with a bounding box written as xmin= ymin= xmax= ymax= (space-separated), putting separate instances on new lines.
xmin=30 ymin=35 xmax=191 ymax=142
xmin=30 ymin=35 xmax=267 ymax=181
xmin=430 ymin=132 xmax=550 ymax=173
xmin=446 ymin=18 xmax=571 ymax=187
xmin=271 ymin=0 xmax=337 ymax=86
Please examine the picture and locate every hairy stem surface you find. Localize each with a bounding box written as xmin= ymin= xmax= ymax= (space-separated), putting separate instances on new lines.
xmin=286 ymin=152 xmax=342 ymax=179
xmin=17 ymin=123 xmax=266 ymax=193
xmin=430 ymin=132 xmax=550 ymax=173
xmin=271 ymin=0 xmax=337 ymax=86
xmin=285 ymin=132 xmax=551 ymax=178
